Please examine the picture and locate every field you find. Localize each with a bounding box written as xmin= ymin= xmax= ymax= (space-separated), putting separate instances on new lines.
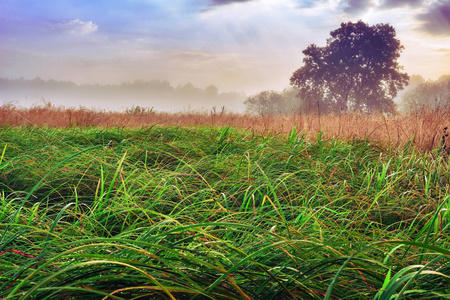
xmin=0 ymin=105 xmax=450 ymax=299
xmin=1 ymin=102 xmax=450 ymax=152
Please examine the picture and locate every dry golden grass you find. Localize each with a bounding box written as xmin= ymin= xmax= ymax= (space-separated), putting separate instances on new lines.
xmin=0 ymin=102 xmax=448 ymax=152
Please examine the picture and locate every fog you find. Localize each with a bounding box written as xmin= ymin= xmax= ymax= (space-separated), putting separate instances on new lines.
xmin=0 ymin=77 xmax=247 ymax=113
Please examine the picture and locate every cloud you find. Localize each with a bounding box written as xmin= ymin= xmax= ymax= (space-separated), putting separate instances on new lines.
xmin=289 ymin=0 xmax=327 ymax=9
xmin=436 ymin=48 xmax=450 ymax=59
xmin=297 ymin=0 xmax=323 ymax=8
xmin=209 ymin=0 xmax=254 ymax=7
xmin=380 ymin=0 xmax=421 ymax=8
xmin=342 ymin=0 xmax=373 ymax=14
xmin=417 ymin=0 xmax=450 ymax=36
xmin=60 ymin=19 xmax=98 ymax=35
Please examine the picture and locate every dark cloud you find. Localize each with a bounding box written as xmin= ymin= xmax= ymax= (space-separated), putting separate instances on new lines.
xmin=418 ymin=0 xmax=450 ymax=36
xmin=342 ymin=0 xmax=373 ymax=14
xmin=201 ymin=0 xmax=254 ymax=12
xmin=209 ymin=0 xmax=253 ymax=6
xmin=381 ymin=0 xmax=421 ymax=8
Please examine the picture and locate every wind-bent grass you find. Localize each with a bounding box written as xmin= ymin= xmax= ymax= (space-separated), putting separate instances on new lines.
xmin=0 ymin=125 xmax=449 ymax=299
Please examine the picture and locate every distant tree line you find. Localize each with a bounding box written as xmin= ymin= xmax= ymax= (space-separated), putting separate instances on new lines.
xmin=0 ymin=77 xmax=243 ymax=101
xmin=0 ymin=77 xmax=246 ymax=112
xmin=245 ymin=74 xmax=450 ymax=116
xmin=401 ymin=75 xmax=450 ymax=114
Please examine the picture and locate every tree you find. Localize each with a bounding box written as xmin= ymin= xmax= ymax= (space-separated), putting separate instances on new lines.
xmin=204 ymin=84 xmax=219 ymax=98
xmin=244 ymin=90 xmax=283 ymax=115
xmin=279 ymin=87 xmax=303 ymax=114
xmin=290 ymin=20 xmax=409 ymax=114
xmin=401 ymin=76 xmax=450 ymax=114
xmin=244 ymin=88 xmax=301 ymax=115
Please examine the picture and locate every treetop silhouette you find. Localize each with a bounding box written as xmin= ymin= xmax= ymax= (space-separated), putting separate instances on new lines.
xmin=290 ymin=20 xmax=409 ymax=114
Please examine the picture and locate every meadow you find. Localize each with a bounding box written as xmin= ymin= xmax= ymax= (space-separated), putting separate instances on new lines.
xmin=0 ymin=104 xmax=449 ymax=299
xmin=1 ymin=101 xmax=450 ymax=152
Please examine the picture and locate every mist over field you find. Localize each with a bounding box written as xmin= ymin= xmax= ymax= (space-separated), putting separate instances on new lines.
xmin=0 ymin=77 xmax=247 ymax=112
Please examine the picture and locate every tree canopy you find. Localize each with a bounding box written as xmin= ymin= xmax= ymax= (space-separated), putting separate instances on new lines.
xmin=290 ymin=20 xmax=409 ymax=114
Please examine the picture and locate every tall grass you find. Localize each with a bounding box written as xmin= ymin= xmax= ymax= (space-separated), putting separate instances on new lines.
xmin=1 ymin=102 xmax=450 ymax=152
xmin=0 ymin=125 xmax=449 ymax=299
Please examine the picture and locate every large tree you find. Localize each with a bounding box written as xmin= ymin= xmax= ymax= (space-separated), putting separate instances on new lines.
xmin=290 ymin=21 xmax=409 ymax=114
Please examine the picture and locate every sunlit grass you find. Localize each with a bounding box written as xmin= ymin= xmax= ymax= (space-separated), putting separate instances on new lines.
xmin=0 ymin=125 xmax=449 ymax=299
xmin=1 ymin=101 xmax=450 ymax=152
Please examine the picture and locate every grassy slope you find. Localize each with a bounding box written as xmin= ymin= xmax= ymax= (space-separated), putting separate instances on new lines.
xmin=0 ymin=125 xmax=449 ymax=299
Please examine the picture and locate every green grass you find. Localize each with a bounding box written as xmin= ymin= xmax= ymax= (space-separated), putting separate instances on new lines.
xmin=0 ymin=125 xmax=449 ymax=299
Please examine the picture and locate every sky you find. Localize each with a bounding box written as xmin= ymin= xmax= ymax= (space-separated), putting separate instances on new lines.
xmin=1 ymin=0 xmax=449 ymax=99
